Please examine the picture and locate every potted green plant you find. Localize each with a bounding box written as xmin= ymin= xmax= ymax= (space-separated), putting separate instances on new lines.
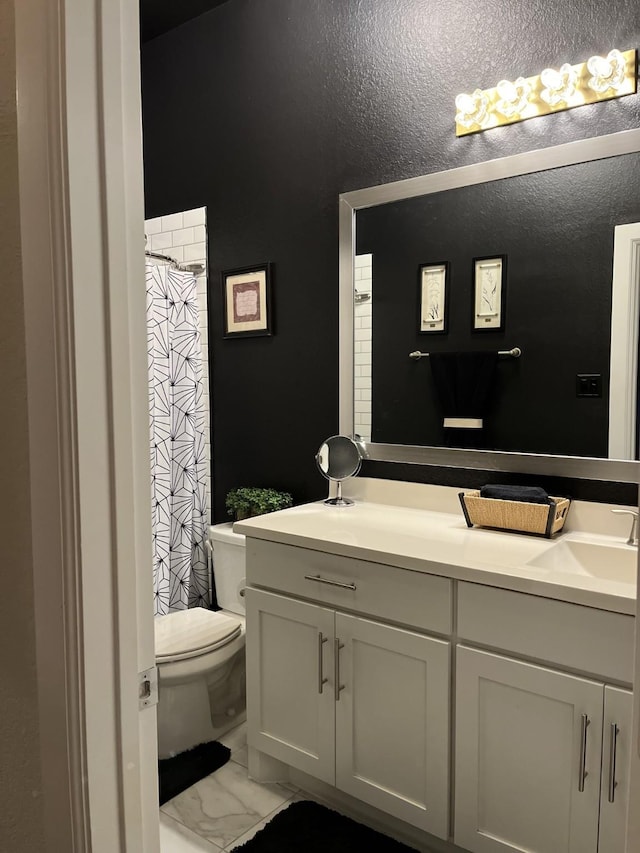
xmin=225 ymin=487 xmax=293 ymax=521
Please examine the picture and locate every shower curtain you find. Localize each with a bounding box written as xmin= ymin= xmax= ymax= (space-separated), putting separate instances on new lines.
xmin=146 ymin=261 xmax=210 ymax=615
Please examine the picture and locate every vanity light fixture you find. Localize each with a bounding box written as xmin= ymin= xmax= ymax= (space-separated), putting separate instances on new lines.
xmin=455 ymin=47 xmax=637 ymax=136
xmin=454 ymin=89 xmax=491 ymax=130
xmin=540 ymin=64 xmax=578 ymax=106
xmin=587 ymin=49 xmax=627 ymax=94
xmin=494 ymin=77 xmax=531 ymax=119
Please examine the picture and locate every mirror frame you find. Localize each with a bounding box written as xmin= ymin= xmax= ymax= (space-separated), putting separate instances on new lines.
xmin=339 ymin=128 xmax=640 ymax=483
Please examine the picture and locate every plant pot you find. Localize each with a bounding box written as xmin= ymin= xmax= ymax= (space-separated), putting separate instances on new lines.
xmin=234 ymin=509 xmax=254 ymax=521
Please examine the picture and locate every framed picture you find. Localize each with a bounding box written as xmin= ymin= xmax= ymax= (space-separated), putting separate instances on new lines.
xmin=418 ymin=261 xmax=449 ymax=334
xmin=473 ymin=255 xmax=506 ymax=331
xmin=222 ymin=263 xmax=272 ymax=338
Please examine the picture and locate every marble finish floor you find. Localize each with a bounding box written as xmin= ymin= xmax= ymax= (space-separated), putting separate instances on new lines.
xmin=159 ymin=722 xmax=309 ymax=852
xmin=159 ymin=722 xmax=440 ymax=853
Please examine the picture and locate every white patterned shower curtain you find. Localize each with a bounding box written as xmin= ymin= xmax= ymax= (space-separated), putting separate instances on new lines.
xmin=146 ymin=261 xmax=210 ymax=615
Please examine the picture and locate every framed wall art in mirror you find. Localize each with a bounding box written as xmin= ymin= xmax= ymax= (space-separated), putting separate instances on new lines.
xmin=473 ymin=255 xmax=506 ymax=332
xmin=338 ymin=129 xmax=640 ymax=483
xmin=419 ymin=262 xmax=449 ymax=334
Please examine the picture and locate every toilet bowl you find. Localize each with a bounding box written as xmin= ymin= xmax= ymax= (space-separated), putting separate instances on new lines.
xmin=155 ymin=523 xmax=246 ymax=759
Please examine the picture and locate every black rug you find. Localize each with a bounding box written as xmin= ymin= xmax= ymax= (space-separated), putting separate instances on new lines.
xmin=233 ymin=800 xmax=419 ymax=852
xmin=158 ymin=740 xmax=231 ymax=805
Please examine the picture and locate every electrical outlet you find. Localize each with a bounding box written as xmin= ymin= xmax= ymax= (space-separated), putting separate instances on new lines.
xmin=576 ymin=374 xmax=602 ymax=398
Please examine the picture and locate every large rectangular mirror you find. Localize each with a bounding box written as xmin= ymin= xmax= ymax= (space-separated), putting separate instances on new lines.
xmin=339 ymin=130 xmax=640 ymax=482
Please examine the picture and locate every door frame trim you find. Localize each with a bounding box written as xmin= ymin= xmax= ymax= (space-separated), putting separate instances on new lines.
xmin=609 ymin=222 xmax=640 ymax=459
xmin=15 ymin=0 xmax=158 ymax=849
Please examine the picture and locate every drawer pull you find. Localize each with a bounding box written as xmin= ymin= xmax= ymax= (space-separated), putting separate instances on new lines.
xmin=318 ymin=633 xmax=328 ymax=694
xmin=608 ymin=723 xmax=619 ymax=803
xmin=334 ymin=638 xmax=345 ymax=701
xmin=578 ymin=714 xmax=590 ymax=792
xmin=304 ymin=575 xmax=357 ymax=591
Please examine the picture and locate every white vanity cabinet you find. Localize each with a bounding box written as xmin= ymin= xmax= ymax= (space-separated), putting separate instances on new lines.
xmin=245 ymin=540 xmax=452 ymax=839
xmin=454 ymin=648 xmax=633 ymax=853
xmin=239 ymin=514 xmax=635 ymax=853
xmin=334 ymin=611 xmax=449 ymax=837
xmin=455 ymin=582 xmax=635 ymax=853
xmin=455 ymin=646 xmax=604 ymax=853
xmin=599 ymin=686 xmax=634 ymax=853
xmin=245 ymin=589 xmax=337 ymax=784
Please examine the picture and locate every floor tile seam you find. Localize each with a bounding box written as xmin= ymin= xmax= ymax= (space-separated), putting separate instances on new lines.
xmin=222 ymin=792 xmax=299 ymax=851
xmin=163 ymin=785 xmax=293 ymax=850
xmin=220 ymin=811 xmax=272 ymax=850
xmin=160 ymin=810 xmax=225 ymax=852
xmin=240 ymin=788 xmax=298 ymax=830
xmin=158 ymin=807 xmax=195 ymax=835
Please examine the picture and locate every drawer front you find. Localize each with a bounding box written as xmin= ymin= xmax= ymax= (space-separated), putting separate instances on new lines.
xmin=457 ymin=582 xmax=634 ymax=684
xmin=246 ymin=538 xmax=452 ymax=635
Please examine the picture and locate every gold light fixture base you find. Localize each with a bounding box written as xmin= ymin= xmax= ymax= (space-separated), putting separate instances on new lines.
xmin=455 ymin=48 xmax=637 ymax=137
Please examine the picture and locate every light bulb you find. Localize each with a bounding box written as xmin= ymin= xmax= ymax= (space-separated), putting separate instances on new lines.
xmin=540 ymin=63 xmax=578 ymax=106
xmin=494 ymin=77 xmax=531 ymax=118
xmin=587 ymin=49 xmax=626 ymax=94
xmin=455 ymin=89 xmax=490 ymax=129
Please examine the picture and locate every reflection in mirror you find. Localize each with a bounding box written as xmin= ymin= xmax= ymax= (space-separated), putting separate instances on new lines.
xmin=354 ymin=254 xmax=373 ymax=441
xmin=353 ymin=153 xmax=640 ymax=461
xmin=316 ymin=435 xmax=363 ymax=507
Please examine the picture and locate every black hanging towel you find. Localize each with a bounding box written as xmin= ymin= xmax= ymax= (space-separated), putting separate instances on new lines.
xmin=429 ymin=351 xmax=498 ymax=447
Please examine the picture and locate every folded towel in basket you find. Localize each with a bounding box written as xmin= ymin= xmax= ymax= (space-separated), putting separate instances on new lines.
xmin=480 ymin=484 xmax=551 ymax=504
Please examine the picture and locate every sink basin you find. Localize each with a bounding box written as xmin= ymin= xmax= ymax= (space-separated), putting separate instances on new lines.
xmin=527 ymin=539 xmax=638 ymax=584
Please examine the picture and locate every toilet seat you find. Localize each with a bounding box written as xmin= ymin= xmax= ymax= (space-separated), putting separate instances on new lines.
xmin=155 ymin=607 xmax=242 ymax=664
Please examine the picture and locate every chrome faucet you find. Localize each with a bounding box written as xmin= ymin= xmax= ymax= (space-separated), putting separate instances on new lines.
xmin=611 ymin=509 xmax=639 ymax=546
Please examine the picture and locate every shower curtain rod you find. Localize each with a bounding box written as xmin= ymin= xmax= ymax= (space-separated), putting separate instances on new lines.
xmin=145 ymin=249 xmax=205 ymax=275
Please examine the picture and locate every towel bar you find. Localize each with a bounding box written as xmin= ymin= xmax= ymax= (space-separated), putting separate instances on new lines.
xmin=409 ymin=347 xmax=521 ymax=360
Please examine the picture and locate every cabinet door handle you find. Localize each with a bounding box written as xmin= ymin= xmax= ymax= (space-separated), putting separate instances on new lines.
xmin=318 ymin=633 xmax=328 ymax=694
xmin=304 ymin=575 xmax=357 ymax=591
xmin=334 ymin=638 xmax=345 ymax=701
xmin=578 ymin=714 xmax=590 ymax=792
xmin=608 ymin=723 xmax=619 ymax=803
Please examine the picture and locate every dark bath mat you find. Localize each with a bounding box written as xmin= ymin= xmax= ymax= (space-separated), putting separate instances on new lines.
xmin=233 ymin=800 xmax=419 ymax=852
xmin=158 ymin=740 xmax=231 ymax=805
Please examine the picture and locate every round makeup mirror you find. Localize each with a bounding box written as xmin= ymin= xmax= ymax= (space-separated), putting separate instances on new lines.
xmin=315 ymin=435 xmax=363 ymax=506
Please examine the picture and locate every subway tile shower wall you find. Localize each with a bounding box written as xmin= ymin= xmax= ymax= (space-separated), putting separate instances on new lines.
xmin=145 ymin=208 xmax=211 ymax=523
xmin=354 ymin=253 xmax=372 ymax=443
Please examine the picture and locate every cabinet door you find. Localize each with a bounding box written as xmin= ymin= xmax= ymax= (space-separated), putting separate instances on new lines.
xmin=455 ymin=646 xmax=603 ymax=853
xmin=335 ymin=613 xmax=450 ymax=838
xmin=245 ymin=588 xmax=335 ymax=783
xmin=599 ymin=686 xmax=633 ymax=853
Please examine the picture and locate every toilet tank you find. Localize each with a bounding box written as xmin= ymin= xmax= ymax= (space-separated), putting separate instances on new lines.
xmin=209 ymin=522 xmax=246 ymax=615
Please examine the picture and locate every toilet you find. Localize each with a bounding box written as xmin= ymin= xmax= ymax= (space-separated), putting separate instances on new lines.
xmin=155 ymin=522 xmax=246 ymax=759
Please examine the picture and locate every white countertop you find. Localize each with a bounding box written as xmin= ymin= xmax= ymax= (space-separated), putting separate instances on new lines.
xmin=234 ymin=499 xmax=638 ymax=615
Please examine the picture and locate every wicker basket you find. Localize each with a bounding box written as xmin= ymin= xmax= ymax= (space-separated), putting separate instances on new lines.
xmin=458 ymin=490 xmax=571 ymax=538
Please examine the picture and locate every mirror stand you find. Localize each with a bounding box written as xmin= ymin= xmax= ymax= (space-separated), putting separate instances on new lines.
xmin=324 ymin=480 xmax=354 ymax=507
xmin=316 ymin=434 xmax=363 ymax=507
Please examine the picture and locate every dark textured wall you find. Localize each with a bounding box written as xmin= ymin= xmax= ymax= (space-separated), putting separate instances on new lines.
xmin=140 ymin=0 xmax=231 ymax=43
xmin=141 ymin=0 xmax=640 ymax=519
